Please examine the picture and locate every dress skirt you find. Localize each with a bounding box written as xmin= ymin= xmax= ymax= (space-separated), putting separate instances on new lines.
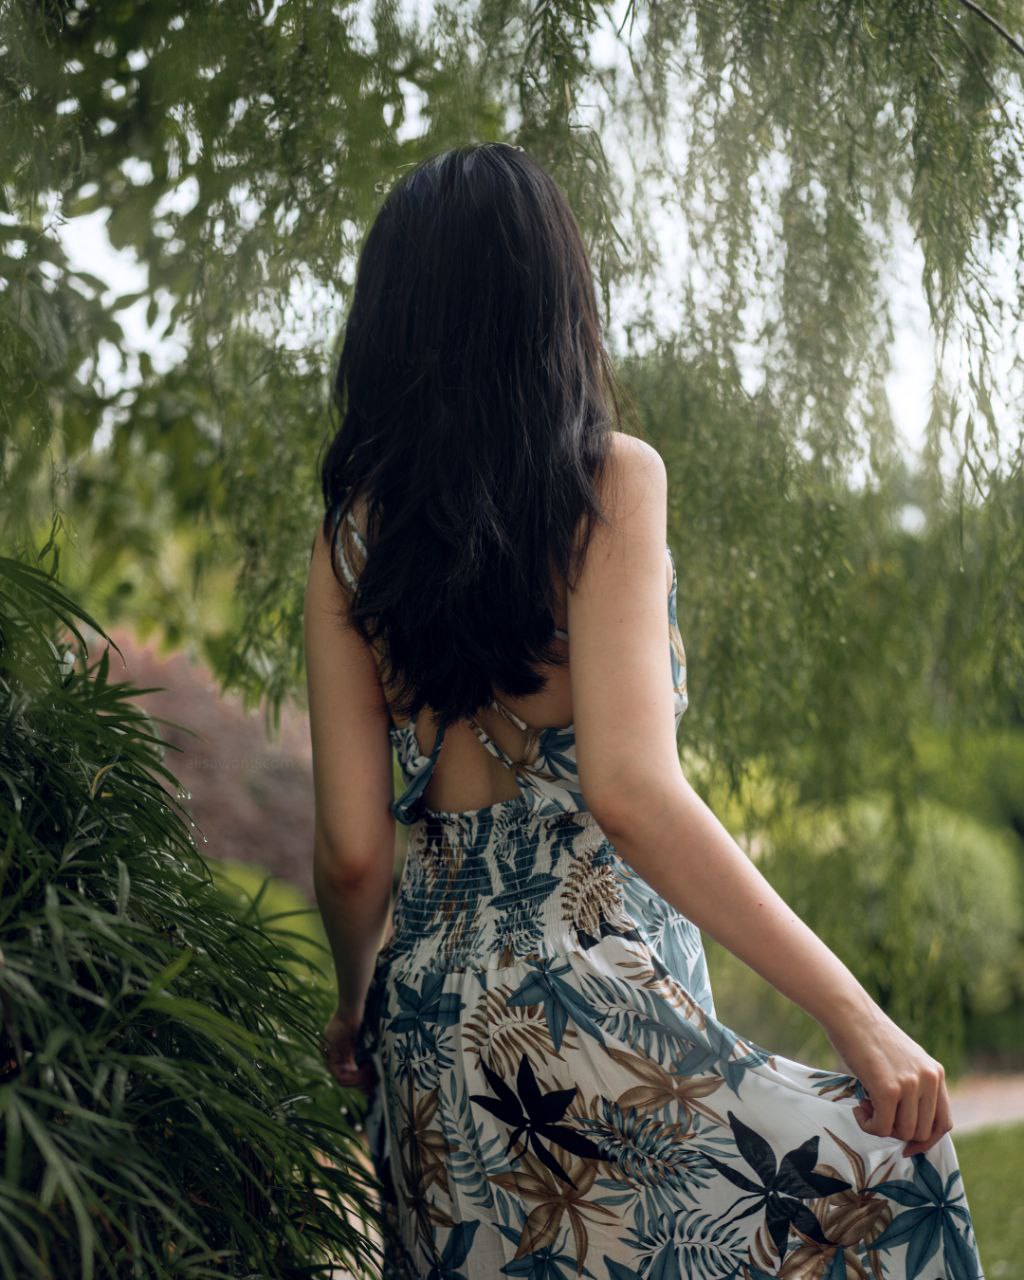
xmin=354 ymin=796 xmax=985 ymax=1279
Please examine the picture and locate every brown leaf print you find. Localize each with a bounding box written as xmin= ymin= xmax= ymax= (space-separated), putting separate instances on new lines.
xmin=463 ymin=985 xmax=577 ymax=1075
xmin=781 ymin=1182 xmax=893 ymax=1280
xmin=490 ymin=1150 xmax=618 ymax=1267
xmin=808 ymin=1068 xmax=864 ymax=1104
xmin=603 ymin=1043 xmax=727 ymax=1128
xmin=397 ymin=1084 xmax=460 ymax=1202
xmin=820 ymin=1134 xmax=904 ymax=1280
xmin=560 ymin=846 xmax=635 ymax=939
xmin=392 ymin=1080 xmax=458 ymax=1260
xmin=611 ymin=949 xmax=711 ymax=1031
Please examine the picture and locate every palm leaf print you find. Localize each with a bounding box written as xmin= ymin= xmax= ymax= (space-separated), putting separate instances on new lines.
xmin=462 ymin=984 xmax=575 ymax=1077
xmin=441 ymin=1071 xmax=501 ymax=1215
xmin=620 ymin=1206 xmax=750 ymax=1279
xmin=602 ymin=1042 xmax=728 ymax=1128
xmin=559 ymin=845 xmax=644 ymax=948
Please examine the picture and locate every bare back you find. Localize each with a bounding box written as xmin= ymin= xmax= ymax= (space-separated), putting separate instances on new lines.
xmin=335 ymin=432 xmax=681 ymax=819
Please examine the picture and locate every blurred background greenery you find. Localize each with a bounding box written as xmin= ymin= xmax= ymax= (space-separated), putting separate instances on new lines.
xmin=2 ymin=0 xmax=1023 ymax=1274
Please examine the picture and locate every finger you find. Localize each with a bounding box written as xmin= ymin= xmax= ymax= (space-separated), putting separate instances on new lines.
xmin=904 ymin=1089 xmax=953 ymax=1156
xmin=330 ymin=1060 xmax=376 ymax=1089
xmin=931 ymin=1089 xmax=955 ymax=1143
xmin=859 ymin=1084 xmax=898 ymax=1136
xmin=893 ymin=1088 xmax=920 ymax=1143
xmin=905 ymin=1076 xmax=939 ymax=1153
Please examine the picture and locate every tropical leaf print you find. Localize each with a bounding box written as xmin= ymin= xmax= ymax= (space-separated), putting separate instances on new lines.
xmin=357 ymin=750 xmax=985 ymax=1277
xmin=866 ymin=1156 xmax=982 ymax=1280
xmin=425 ymin=1219 xmax=481 ymax=1280
xmin=463 ymin=983 xmax=577 ymax=1076
xmin=388 ymin=970 xmax=466 ymax=1087
xmin=441 ymin=1070 xmax=502 ymax=1214
xmin=469 ymin=1052 xmax=606 ymax=1189
xmin=602 ymin=1043 xmax=728 ymax=1128
xmin=505 ymin=955 xmax=608 ymax=1051
xmin=560 ymin=843 xmax=644 ymax=948
xmin=489 ymin=1149 xmax=620 ymax=1268
xmin=701 ymin=1111 xmax=852 ymax=1259
xmin=620 ymin=1206 xmax=751 ymax=1279
xmin=489 ymin=829 xmax=562 ymax=963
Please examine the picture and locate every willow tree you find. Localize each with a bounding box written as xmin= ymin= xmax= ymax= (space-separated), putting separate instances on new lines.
xmin=2 ymin=0 xmax=1022 ymax=1047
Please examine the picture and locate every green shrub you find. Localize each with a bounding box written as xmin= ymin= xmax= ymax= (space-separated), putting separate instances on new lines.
xmin=206 ymin=858 xmax=332 ymax=988
xmin=0 ymin=556 xmax=380 ymax=1279
xmin=912 ymin=723 xmax=1024 ymax=842
xmin=758 ymin=791 xmax=1024 ymax=1073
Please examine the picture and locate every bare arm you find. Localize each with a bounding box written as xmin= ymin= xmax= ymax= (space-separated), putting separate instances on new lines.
xmin=570 ymin=433 xmax=952 ymax=1156
xmin=304 ymin=522 xmax=396 ymax=1021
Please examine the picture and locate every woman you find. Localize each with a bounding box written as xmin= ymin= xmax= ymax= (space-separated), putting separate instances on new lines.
xmin=304 ymin=143 xmax=984 ymax=1278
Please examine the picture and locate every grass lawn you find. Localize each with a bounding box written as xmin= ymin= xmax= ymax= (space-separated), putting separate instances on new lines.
xmin=954 ymin=1121 xmax=1024 ymax=1278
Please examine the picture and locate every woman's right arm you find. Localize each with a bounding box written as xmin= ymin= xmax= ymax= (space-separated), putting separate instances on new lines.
xmin=569 ymin=431 xmax=953 ymax=1158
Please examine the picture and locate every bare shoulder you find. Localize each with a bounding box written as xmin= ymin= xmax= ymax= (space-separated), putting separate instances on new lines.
xmin=587 ymin=431 xmax=667 ymax=546
xmin=607 ymin=429 xmax=666 ymax=472
xmin=568 ymin=431 xmax=669 ymax=603
xmin=601 ymin=431 xmax=667 ymax=514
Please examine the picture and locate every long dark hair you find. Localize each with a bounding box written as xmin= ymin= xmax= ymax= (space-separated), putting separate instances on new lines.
xmin=319 ymin=141 xmax=636 ymax=727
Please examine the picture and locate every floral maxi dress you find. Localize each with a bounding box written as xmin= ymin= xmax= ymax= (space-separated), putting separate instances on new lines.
xmin=341 ymin=519 xmax=986 ymax=1280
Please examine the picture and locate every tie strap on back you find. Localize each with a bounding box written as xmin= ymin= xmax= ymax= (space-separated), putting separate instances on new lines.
xmin=466 ymin=698 xmax=543 ymax=772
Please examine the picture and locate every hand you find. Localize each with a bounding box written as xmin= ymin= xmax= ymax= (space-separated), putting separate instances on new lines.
xmin=323 ymin=1007 xmax=375 ymax=1093
xmin=825 ymin=1005 xmax=954 ymax=1157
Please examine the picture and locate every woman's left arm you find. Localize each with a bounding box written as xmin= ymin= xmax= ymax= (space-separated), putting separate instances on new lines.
xmin=304 ymin=521 xmax=397 ymax=1026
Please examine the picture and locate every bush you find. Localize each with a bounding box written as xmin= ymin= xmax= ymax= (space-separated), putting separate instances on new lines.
xmin=758 ymin=791 xmax=1024 ymax=1073
xmin=912 ymin=722 xmax=1024 ymax=842
xmin=0 ymin=556 xmax=380 ymax=1279
xmin=206 ymin=858 xmax=333 ymax=988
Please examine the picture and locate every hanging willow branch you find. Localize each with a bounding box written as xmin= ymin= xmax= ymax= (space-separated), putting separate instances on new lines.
xmin=954 ymin=0 xmax=1024 ymax=59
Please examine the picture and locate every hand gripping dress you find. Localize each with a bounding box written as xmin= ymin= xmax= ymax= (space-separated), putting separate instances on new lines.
xmin=338 ymin=512 xmax=986 ymax=1280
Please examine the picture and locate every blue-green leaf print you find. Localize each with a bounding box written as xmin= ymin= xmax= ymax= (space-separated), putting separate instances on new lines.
xmin=506 ymin=956 xmax=608 ymax=1050
xmin=620 ymin=1206 xmax=750 ymax=1279
xmin=387 ymin=972 xmax=466 ymax=1086
xmin=585 ymin=1099 xmax=716 ymax=1204
xmin=490 ymin=834 xmax=562 ymax=958
xmin=867 ymin=1156 xmax=982 ymax=1280
xmin=357 ymin=784 xmax=985 ymax=1277
xmin=425 ymin=1220 xmax=481 ymax=1280
xmin=498 ymin=1227 xmax=583 ymax=1278
xmin=442 ymin=1070 xmax=502 ymax=1212
xmin=533 ymin=726 xmax=579 ymax=780
xmin=603 ymin=1260 xmax=643 ymax=1280
xmin=389 ymin=972 xmax=466 ymax=1034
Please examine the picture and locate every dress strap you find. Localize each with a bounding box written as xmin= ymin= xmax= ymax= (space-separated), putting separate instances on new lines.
xmin=389 ymin=716 xmax=448 ymax=824
xmin=334 ymin=507 xmax=368 ymax=591
xmin=466 ymin=698 xmax=541 ymax=773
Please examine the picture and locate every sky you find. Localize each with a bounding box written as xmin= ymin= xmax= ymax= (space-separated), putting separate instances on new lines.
xmin=52 ymin=0 xmax=1020 ymax=491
